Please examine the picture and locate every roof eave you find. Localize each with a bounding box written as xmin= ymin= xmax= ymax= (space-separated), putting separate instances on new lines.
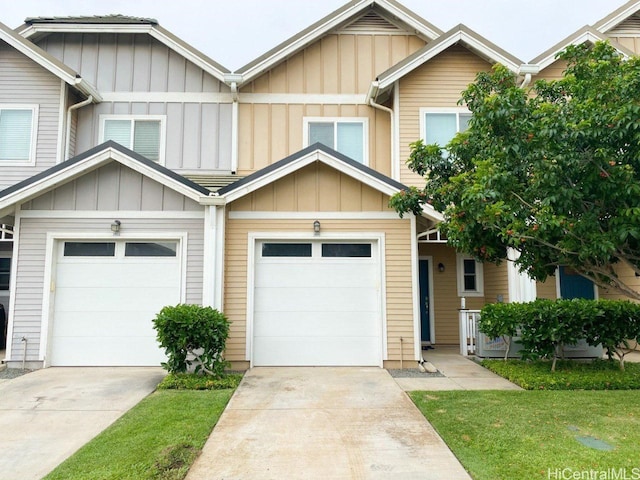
xmin=593 ymin=0 xmax=640 ymax=32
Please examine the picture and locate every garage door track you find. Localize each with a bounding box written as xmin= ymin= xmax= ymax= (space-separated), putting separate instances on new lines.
xmin=187 ymin=367 xmax=470 ymax=479
xmin=0 ymin=367 xmax=165 ymax=480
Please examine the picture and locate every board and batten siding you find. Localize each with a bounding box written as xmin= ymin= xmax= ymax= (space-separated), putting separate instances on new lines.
xmin=35 ymin=33 xmax=233 ymax=171
xmin=228 ymin=162 xmax=394 ymax=213
xmin=238 ymin=103 xmax=390 ymax=175
xmin=10 ymin=216 xmax=205 ymax=364
xmin=398 ymin=45 xmax=492 ymax=187
xmin=224 ymin=218 xmax=413 ymax=367
xmin=20 ymin=163 xmax=203 ymax=212
xmin=0 ymin=41 xmax=63 ymax=190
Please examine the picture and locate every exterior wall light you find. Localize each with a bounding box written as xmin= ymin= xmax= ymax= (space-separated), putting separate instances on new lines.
xmin=313 ymin=220 xmax=321 ymax=235
xmin=438 ymin=262 xmax=445 ymax=272
xmin=111 ymin=220 xmax=121 ymax=234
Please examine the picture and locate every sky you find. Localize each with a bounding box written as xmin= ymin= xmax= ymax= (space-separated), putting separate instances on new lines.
xmin=0 ymin=0 xmax=631 ymax=70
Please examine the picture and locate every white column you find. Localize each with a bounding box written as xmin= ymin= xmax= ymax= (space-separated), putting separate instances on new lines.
xmin=213 ymin=205 xmax=226 ymax=310
xmin=410 ymin=214 xmax=421 ymax=360
xmin=202 ymin=205 xmax=217 ymax=307
xmin=507 ymin=248 xmax=537 ymax=302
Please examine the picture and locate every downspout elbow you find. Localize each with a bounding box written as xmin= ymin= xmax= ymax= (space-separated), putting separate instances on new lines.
xmin=519 ymin=73 xmax=532 ymax=89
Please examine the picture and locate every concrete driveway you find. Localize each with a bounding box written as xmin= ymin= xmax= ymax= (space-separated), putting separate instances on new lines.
xmin=0 ymin=367 xmax=165 ymax=480
xmin=187 ymin=367 xmax=471 ymax=480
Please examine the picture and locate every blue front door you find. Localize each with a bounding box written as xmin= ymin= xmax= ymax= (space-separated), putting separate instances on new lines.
xmin=559 ymin=266 xmax=595 ymax=299
xmin=419 ymin=259 xmax=431 ymax=343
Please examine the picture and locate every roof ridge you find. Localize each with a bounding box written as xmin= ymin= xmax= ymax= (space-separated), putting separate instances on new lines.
xmin=24 ymin=14 xmax=158 ymax=25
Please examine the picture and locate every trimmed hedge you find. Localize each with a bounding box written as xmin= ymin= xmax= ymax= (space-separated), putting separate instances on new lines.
xmin=479 ymin=299 xmax=640 ymax=370
xmin=153 ymin=304 xmax=230 ymax=376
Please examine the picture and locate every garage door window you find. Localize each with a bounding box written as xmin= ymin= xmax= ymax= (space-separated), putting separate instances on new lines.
xmin=125 ymin=242 xmax=177 ymax=257
xmin=322 ymin=243 xmax=371 ymax=258
xmin=63 ymin=242 xmax=115 ymax=257
xmin=262 ymin=243 xmax=312 ymax=257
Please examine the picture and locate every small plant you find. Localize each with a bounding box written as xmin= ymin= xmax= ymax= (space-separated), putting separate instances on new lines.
xmin=153 ymin=304 xmax=230 ymax=377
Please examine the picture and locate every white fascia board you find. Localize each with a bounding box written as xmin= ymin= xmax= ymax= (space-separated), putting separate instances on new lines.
xmin=377 ymin=0 xmax=440 ymax=39
xmin=596 ymin=2 xmax=640 ymax=33
xmin=240 ymin=0 xmax=374 ymax=83
xmin=148 ymin=28 xmax=227 ymax=83
xmin=421 ymin=204 xmax=443 ymax=222
xmin=20 ymin=24 xmax=154 ymax=37
xmin=222 ymin=151 xmax=402 ymax=203
xmin=461 ymin=33 xmax=520 ymax=73
xmin=536 ymin=31 xmax=619 ymax=71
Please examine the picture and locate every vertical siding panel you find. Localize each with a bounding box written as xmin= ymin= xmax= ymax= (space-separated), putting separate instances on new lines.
xmin=275 ymin=175 xmax=296 ymax=211
xmin=253 ymin=184 xmax=276 ymax=211
xmin=296 ymin=166 xmax=318 ymax=210
xmin=339 ymin=35 xmax=357 ymax=93
xmin=80 ymin=33 xmax=99 ymax=86
xmin=149 ymin=43 xmax=170 ymax=91
xmin=202 ymin=103 xmax=219 ymax=169
xmin=167 ymin=50 xmax=186 ymax=92
xmin=339 ymin=175 xmax=362 ymax=211
xmin=74 ymin=170 xmax=98 ymax=209
xmin=217 ymin=103 xmax=232 ymax=170
xmin=141 ymin=177 xmax=164 ymax=211
xmin=132 ymin=35 xmax=152 ymax=91
xmin=165 ymin=103 xmax=184 ymax=168
xmin=96 ymin=163 xmax=120 ymax=210
xmin=286 ymin=53 xmax=304 ymax=92
xmin=270 ymin=62 xmax=287 ymax=93
xmin=322 ymin=35 xmax=339 ymax=93
xmin=52 ymin=182 xmax=76 ymax=210
xmin=252 ymin=105 xmax=271 ymax=170
xmin=119 ymin=168 xmax=143 ymax=210
xmin=184 ymin=61 xmax=204 ymax=92
xmin=114 ymin=34 xmax=134 ymax=91
xmin=304 ymin=42 xmax=323 ymax=93
xmin=318 ymin=167 xmax=340 ymax=211
xmin=181 ymin=103 xmax=202 ymax=169
xmin=270 ymin=104 xmax=288 ymax=161
xmin=356 ymin=35 xmax=373 ymax=93
xmin=96 ymin=34 xmax=116 ymax=91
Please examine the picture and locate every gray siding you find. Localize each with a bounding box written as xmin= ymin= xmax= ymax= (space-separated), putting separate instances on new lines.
xmin=36 ymin=33 xmax=233 ymax=172
xmin=0 ymin=41 xmax=63 ymax=190
xmin=74 ymin=102 xmax=232 ymax=171
xmin=21 ymin=163 xmax=203 ymax=212
xmin=9 ymin=216 xmax=205 ymax=362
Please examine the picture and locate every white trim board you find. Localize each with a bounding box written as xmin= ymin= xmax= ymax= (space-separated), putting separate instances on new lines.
xmin=228 ymin=211 xmax=401 ymax=220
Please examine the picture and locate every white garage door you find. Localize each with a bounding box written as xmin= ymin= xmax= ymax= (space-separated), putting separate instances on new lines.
xmin=49 ymin=240 xmax=181 ymax=366
xmin=253 ymin=240 xmax=382 ymax=366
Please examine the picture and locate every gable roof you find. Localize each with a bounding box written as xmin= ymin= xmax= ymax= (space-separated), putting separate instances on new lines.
xmin=372 ymin=24 xmax=522 ymax=96
xmin=593 ymin=0 xmax=640 ymax=33
xmin=218 ymin=143 xmax=443 ymax=222
xmin=529 ymin=25 xmax=636 ymax=71
xmin=16 ymin=15 xmax=230 ymax=82
xmin=0 ymin=20 xmax=100 ymax=101
xmin=0 ymin=141 xmax=215 ymax=216
xmin=234 ymin=0 xmax=443 ymax=86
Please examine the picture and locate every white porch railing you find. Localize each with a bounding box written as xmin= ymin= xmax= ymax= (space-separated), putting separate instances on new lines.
xmin=459 ymin=309 xmax=481 ymax=356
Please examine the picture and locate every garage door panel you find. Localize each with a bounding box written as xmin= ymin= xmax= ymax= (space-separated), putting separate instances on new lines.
xmin=54 ymin=286 xmax=179 ymax=312
xmin=50 ymin=336 xmax=165 ymax=366
xmin=55 ymin=263 xmax=179 ymax=288
xmin=51 ymin=311 xmax=162 ymax=337
xmin=253 ymin=337 xmax=381 ymax=366
xmin=253 ymin=311 xmax=380 ymax=337
xmin=254 ymin=287 xmax=377 ymax=312
xmin=255 ymin=264 xmax=377 ymax=288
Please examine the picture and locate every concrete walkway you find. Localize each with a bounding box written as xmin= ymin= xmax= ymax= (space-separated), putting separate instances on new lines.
xmin=0 ymin=367 xmax=165 ymax=480
xmin=186 ymin=367 xmax=471 ymax=480
xmin=394 ymin=347 xmax=523 ymax=391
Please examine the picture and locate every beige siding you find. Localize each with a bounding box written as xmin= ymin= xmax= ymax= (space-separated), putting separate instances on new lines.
xmin=9 ymin=216 xmax=204 ymax=364
xmin=609 ymin=36 xmax=640 ymax=54
xmin=229 ymin=162 xmax=392 ymax=212
xmin=238 ymin=103 xmax=391 ymax=175
xmin=0 ymin=41 xmax=63 ymax=189
xmin=20 ymin=163 xmax=202 ymax=212
xmin=398 ymin=45 xmax=492 ymax=187
xmin=224 ymin=217 xmax=413 ymax=364
xmin=536 ymin=277 xmax=558 ymax=300
xmin=534 ymin=59 xmax=568 ymax=83
xmin=484 ymin=262 xmax=509 ymax=305
xmin=244 ymin=34 xmax=425 ymax=95
xmin=599 ymin=264 xmax=640 ymax=301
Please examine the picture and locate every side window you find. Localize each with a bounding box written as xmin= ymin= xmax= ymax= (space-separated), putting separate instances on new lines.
xmin=101 ymin=116 xmax=164 ymax=163
xmin=0 ymin=106 xmax=38 ymax=164
xmin=457 ymin=254 xmax=484 ymax=297
xmin=422 ymin=110 xmax=471 ymax=151
xmin=0 ymin=258 xmax=10 ymax=290
xmin=305 ymin=118 xmax=367 ymax=164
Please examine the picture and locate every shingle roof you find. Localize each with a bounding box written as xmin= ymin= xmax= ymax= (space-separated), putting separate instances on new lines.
xmin=24 ymin=14 xmax=158 ymax=25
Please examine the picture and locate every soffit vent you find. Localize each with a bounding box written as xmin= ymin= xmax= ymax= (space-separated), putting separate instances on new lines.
xmin=338 ymin=10 xmax=407 ymax=35
xmin=608 ymin=13 xmax=640 ymax=35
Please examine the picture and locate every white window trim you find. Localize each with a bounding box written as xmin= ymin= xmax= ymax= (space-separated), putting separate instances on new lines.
xmin=457 ymin=253 xmax=484 ymax=297
xmin=0 ymin=255 xmax=10 ymax=291
xmin=302 ymin=116 xmax=369 ymax=166
xmin=419 ymin=107 xmax=471 ymax=144
xmin=99 ymin=114 xmax=167 ymax=165
xmin=0 ymin=104 xmax=39 ymax=165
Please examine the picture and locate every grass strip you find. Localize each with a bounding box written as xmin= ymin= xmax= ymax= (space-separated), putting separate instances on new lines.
xmin=411 ymin=390 xmax=640 ymax=480
xmin=482 ymin=359 xmax=640 ymax=390
xmin=44 ymin=389 xmax=233 ymax=480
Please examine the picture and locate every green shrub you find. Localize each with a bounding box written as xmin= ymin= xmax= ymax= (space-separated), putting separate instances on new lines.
xmin=153 ymin=304 xmax=230 ymax=376
xmin=482 ymin=359 xmax=640 ymax=390
xmin=157 ymin=373 xmax=243 ymax=390
xmin=478 ymin=303 xmax=521 ymax=359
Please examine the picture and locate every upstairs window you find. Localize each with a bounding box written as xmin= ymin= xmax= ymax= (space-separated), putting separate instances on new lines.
xmin=101 ymin=116 xmax=165 ymax=163
xmin=0 ymin=106 xmax=38 ymax=164
xmin=0 ymin=257 xmax=10 ymax=290
xmin=304 ymin=118 xmax=367 ymax=164
xmin=421 ymin=109 xmax=471 ymax=152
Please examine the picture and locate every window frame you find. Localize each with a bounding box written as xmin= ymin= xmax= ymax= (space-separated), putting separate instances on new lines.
xmin=0 ymin=104 xmax=39 ymax=165
xmin=303 ymin=117 xmax=369 ymax=165
xmin=456 ymin=253 xmax=484 ymax=297
xmin=0 ymin=257 xmax=10 ymax=291
xmin=99 ymin=115 xmax=166 ymax=165
xmin=419 ymin=107 xmax=471 ymax=148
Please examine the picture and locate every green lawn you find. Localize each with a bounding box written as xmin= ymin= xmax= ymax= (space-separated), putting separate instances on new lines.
xmin=411 ymin=390 xmax=640 ymax=480
xmin=44 ymin=389 xmax=234 ymax=480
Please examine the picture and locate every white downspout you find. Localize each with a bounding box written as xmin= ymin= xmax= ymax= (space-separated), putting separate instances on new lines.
xmin=65 ymin=95 xmax=93 ymax=160
xmin=224 ymin=74 xmax=243 ymax=175
xmin=366 ymin=81 xmax=395 ymax=177
xmin=518 ymin=64 xmax=539 ymax=89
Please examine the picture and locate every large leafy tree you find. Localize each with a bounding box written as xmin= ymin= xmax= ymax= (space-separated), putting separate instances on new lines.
xmin=390 ymin=41 xmax=640 ymax=300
